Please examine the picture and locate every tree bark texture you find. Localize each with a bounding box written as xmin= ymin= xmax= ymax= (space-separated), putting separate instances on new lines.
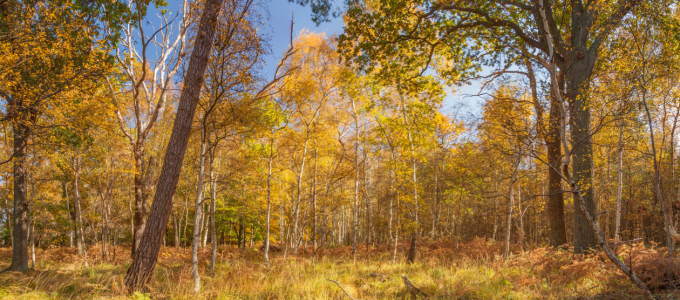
xmin=131 ymin=148 xmax=146 ymax=259
xmin=123 ymin=0 xmax=222 ymax=291
xmin=547 ymin=83 xmax=567 ymax=247
xmin=567 ymin=54 xmax=598 ymax=253
xmin=7 ymin=120 xmax=29 ymax=272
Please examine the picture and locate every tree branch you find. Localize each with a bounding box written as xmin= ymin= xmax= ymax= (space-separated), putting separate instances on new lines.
xmin=326 ymin=279 xmax=356 ymax=300
xmin=588 ymin=0 xmax=641 ymax=56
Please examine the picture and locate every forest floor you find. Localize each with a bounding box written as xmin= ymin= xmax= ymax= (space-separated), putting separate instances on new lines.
xmin=0 ymin=238 xmax=675 ymax=299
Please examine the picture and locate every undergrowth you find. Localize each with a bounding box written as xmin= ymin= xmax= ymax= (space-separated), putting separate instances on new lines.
xmin=0 ymin=238 xmax=674 ymax=299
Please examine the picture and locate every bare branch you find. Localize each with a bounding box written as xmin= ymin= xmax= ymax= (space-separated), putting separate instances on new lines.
xmin=326 ymin=279 xmax=356 ymax=300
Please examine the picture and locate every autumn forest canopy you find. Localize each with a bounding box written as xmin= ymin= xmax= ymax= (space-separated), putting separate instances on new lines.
xmin=2 ymin=0 xmax=680 ymax=298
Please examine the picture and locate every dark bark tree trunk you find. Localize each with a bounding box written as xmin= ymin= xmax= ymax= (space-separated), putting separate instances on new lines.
xmin=547 ymin=80 xmax=567 ymax=247
xmin=7 ymin=120 xmax=29 ymax=272
xmin=406 ymin=235 xmax=416 ymax=264
xmin=131 ymin=155 xmax=156 ymax=258
xmin=131 ymin=148 xmax=146 ymax=259
xmin=526 ymin=56 xmax=567 ymax=247
xmin=558 ymin=1 xmax=639 ymax=253
xmin=123 ymin=0 xmax=222 ymax=291
xmin=566 ymin=50 xmax=598 ymax=253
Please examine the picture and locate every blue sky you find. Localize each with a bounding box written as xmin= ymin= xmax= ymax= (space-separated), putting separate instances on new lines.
xmin=262 ymin=0 xmax=343 ymax=73
xmin=151 ymin=0 xmax=483 ymax=116
xmin=261 ymin=0 xmax=483 ymax=115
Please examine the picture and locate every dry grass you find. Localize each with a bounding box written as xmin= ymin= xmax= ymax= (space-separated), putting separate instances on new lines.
xmin=0 ymin=238 xmax=676 ymax=299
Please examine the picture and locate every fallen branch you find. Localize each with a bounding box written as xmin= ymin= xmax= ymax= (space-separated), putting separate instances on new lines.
xmin=401 ymin=274 xmax=428 ymax=298
xmin=327 ymin=279 xmax=357 ymax=300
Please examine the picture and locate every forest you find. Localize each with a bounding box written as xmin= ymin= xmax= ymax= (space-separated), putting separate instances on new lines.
xmin=1 ymin=0 xmax=680 ymax=298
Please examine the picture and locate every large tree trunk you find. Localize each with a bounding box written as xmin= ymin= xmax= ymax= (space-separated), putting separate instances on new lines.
xmin=123 ymin=0 xmax=222 ymax=291
xmin=7 ymin=120 xmax=29 ymax=272
xmin=547 ymin=85 xmax=567 ymax=247
xmin=540 ymin=0 xmax=640 ymax=254
xmin=526 ymin=54 xmax=567 ymax=247
xmin=537 ymin=4 xmax=649 ymax=291
xmin=561 ymin=3 xmax=621 ymax=253
xmin=568 ymin=85 xmax=597 ymax=252
xmin=565 ymin=46 xmax=598 ymax=253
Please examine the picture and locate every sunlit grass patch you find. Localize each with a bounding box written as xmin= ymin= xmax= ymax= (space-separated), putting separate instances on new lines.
xmin=0 ymin=240 xmax=675 ymax=299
